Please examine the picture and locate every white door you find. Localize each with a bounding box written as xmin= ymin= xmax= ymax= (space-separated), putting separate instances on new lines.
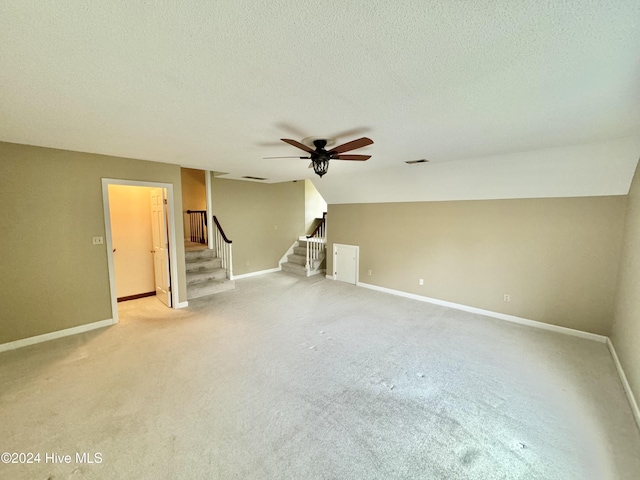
xmin=150 ymin=188 xmax=172 ymax=307
xmin=334 ymin=244 xmax=358 ymax=284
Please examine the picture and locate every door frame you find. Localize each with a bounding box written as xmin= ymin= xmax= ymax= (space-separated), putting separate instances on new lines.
xmin=332 ymin=243 xmax=359 ymax=285
xmin=102 ymin=178 xmax=182 ymax=323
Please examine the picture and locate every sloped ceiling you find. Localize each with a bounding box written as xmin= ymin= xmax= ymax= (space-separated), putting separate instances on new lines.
xmin=1 ymin=1 xmax=639 ymax=203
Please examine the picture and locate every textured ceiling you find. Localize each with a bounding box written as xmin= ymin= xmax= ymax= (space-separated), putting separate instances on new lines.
xmin=1 ymin=1 xmax=639 ymax=202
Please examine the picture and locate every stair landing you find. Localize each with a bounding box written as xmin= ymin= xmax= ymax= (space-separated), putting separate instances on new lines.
xmin=185 ymin=241 xmax=208 ymax=252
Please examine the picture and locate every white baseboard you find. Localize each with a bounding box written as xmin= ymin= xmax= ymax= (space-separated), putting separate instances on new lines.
xmin=233 ymin=267 xmax=281 ymax=280
xmin=606 ymin=339 xmax=640 ymax=430
xmin=175 ymin=301 xmax=189 ymax=309
xmin=351 ymin=280 xmax=638 ymax=432
xmin=357 ymin=282 xmax=607 ymax=344
xmin=0 ymin=318 xmax=116 ymax=353
xmin=326 ymin=274 xmax=334 ymax=280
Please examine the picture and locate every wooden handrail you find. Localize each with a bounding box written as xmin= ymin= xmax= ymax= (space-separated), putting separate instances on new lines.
xmin=187 ymin=210 xmax=206 ymax=214
xmin=306 ymin=213 xmax=326 ymax=239
xmin=213 ymin=216 xmax=232 ymax=244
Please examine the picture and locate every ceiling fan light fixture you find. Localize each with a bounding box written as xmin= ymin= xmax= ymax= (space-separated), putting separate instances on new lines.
xmin=312 ymin=158 xmax=330 ymax=178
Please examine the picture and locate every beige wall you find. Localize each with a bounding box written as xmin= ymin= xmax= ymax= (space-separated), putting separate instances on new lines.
xmin=612 ymin=163 xmax=640 ymax=408
xmin=327 ymin=196 xmax=626 ymax=335
xmin=108 ymin=185 xmax=155 ymax=298
xmin=0 ymin=142 xmax=187 ymax=344
xmin=181 ymin=168 xmax=206 ymax=241
xmin=211 ymin=177 xmax=304 ymax=276
xmin=304 ymin=179 xmax=327 ymax=234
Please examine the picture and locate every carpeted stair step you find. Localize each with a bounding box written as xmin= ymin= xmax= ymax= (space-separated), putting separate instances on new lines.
xmin=287 ymin=253 xmax=307 ymax=266
xmin=186 ymin=256 xmax=222 ymax=272
xmin=185 ymin=248 xmax=217 ymax=261
xmin=293 ymin=246 xmax=325 ymax=258
xmin=186 ymin=267 xmax=227 ymax=285
xmin=281 ymin=262 xmax=307 ymax=276
xmin=187 ymin=278 xmax=235 ymax=299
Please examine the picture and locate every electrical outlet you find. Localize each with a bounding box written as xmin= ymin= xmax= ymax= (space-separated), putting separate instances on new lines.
xmin=504 ymin=294 xmax=510 ymax=302
xmin=92 ymin=236 xmax=104 ymax=245
xmin=419 ymin=278 xmax=424 ymax=286
xmin=274 ymin=225 xmax=278 ymax=230
xmin=367 ymin=269 xmax=372 ymax=276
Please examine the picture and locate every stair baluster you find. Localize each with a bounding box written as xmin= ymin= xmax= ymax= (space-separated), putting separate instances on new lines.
xmin=187 ymin=210 xmax=207 ymax=244
xmin=213 ymin=215 xmax=233 ymax=280
xmin=305 ymin=212 xmax=326 ymax=272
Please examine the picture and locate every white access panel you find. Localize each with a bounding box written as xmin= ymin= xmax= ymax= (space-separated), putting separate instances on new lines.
xmin=334 ymin=244 xmax=359 ymax=284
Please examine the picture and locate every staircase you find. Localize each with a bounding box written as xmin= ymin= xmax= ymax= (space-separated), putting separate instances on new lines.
xmin=281 ymin=238 xmax=326 ymax=277
xmin=185 ymin=244 xmax=235 ymax=299
xmin=281 ymin=213 xmax=327 ymax=277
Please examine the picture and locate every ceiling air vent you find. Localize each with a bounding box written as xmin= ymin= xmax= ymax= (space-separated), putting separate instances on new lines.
xmin=242 ymin=176 xmax=268 ymax=181
xmin=405 ymin=159 xmax=429 ymax=165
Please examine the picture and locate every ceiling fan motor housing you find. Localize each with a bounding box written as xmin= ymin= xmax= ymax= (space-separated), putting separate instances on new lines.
xmin=313 ymin=139 xmax=329 ymax=151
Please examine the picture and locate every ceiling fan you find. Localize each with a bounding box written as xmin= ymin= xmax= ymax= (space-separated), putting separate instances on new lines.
xmin=265 ymin=137 xmax=373 ymax=177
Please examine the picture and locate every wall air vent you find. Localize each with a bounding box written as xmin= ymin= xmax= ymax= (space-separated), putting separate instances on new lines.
xmin=242 ymin=176 xmax=268 ymax=181
xmin=405 ymin=159 xmax=429 ymax=165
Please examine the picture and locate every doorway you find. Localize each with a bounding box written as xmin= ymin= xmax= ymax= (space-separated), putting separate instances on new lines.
xmin=108 ymin=184 xmax=156 ymax=302
xmin=102 ymin=179 xmax=181 ymax=323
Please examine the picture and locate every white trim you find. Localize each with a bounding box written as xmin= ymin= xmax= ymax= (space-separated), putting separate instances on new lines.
xmin=165 ymin=186 xmax=181 ymax=309
xmin=102 ymin=178 xmax=183 ymax=320
xmin=607 ymin=339 xmax=640 ymax=430
xmin=102 ymin=185 xmax=119 ymax=323
xmin=205 ymin=170 xmax=214 ymax=250
xmin=0 ymin=319 xmax=115 ymax=353
xmin=330 ymin=276 xmax=640 ymax=429
xmin=233 ymin=267 xmax=281 ymax=280
xmin=357 ymin=282 xmax=607 ymax=343
xmin=175 ymin=301 xmax=189 ymax=309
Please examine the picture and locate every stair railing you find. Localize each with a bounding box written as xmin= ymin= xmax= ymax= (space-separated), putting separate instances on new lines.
xmin=213 ymin=216 xmax=233 ymax=279
xmin=305 ymin=212 xmax=326 ymax=270
xmin=186 ymin=210 xmax=207 ymax=244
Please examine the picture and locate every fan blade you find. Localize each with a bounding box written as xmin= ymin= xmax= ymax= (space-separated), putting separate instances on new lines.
xmin=333 ymin=154 xmax=371 ymax=161
xmin=329 ymin=137 xmax=373 ymax=154
xmin=328 ymin=127 xmax=371 ymax=140
xmin=281 ymin=138 xmax=316 ymax=154
xmin=263 ymin=156 xmax=310 ymax=159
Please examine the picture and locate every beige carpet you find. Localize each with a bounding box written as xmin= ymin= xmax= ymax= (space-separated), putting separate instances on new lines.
xmin=1 ymin=273 xmax=639 ymax=479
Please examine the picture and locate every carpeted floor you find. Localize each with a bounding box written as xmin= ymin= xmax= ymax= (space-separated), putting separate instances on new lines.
xmin=1 ymin=273 xmax=639 ymax=479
